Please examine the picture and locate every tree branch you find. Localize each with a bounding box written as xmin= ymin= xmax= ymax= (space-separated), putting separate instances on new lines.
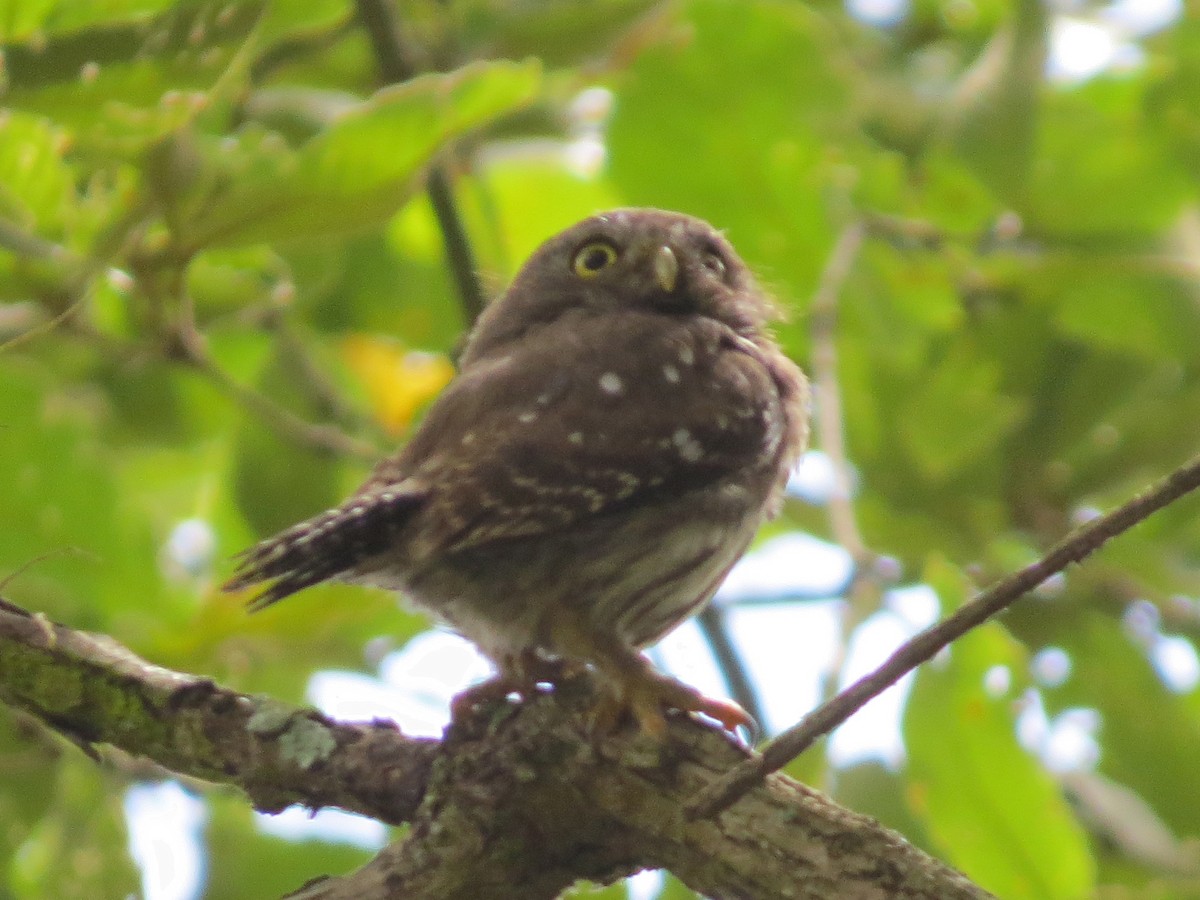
xmin=690 ymin=448 xmax=1200 ymax=818
xmin=0 ymin=598 xmax=436 ymax=824
xmin=0 ymin=596 xmax=990 ymax=899
xmin=287 ymin=680 xmax=989 ymax=900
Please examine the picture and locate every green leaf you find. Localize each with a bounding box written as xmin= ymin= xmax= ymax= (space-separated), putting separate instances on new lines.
xmin=1039 ymin=613 xmax=1200 ymax=838
xmin=1024 ymin=79 xmax=1192 ymax=235
xmin=0 ymin=710 xmax=56 ymax=861
xmin=230 ymin=346 xmax=343 ymax=538
xmin=0 ymin=359 xmax=158 ymax=625
xmin=905 ymin=559 xmax=1095 ymax=899
xmin=181 ymin=59 xmax=541 ymax=249
xmin=656 ymin=873 xmax=700 ymax=899
xmin=608 ymin=0 xmax=848 ymax=298
xmin=0 ymin=112 xmax=74 ymax=236
xmin=467 ymin=155 xmax=624 ymax=280
xmin=1051 ymin=269 xmax=1200 ymax=362
xmin=203 ymin=793 xmax=376 ymax=900
xmin=832 ymin=761 xmax=936 ymax=855
xmin=458 ymin=0 xmax=658 ymax=67
xmin=0 ymin=0 xmax=58 ymax=42
xmin=0 ymin=0 xmax=177 ymax=40
xmin=940 ymin=0 xmax=1046 ymax=199
xmin=7 ymin=760 xmax=139 ymax=899
xmin=896 ymin=342 xmax=1024 ymax=480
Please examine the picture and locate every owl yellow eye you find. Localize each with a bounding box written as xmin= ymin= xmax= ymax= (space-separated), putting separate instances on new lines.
xmin=572 ymin=241 xmax=619 ymax=277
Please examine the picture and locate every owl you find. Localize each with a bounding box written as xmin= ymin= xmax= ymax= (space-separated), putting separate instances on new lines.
xmin=226 ymin=208 xmax=808 ymax=737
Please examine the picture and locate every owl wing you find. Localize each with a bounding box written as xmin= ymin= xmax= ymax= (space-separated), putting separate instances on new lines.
xmin=366 ymin=310 xmax=802 ymax=561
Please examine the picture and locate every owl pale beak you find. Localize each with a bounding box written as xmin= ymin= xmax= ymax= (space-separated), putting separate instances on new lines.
xmin=653 ymin=245 xmax=678 ymax=293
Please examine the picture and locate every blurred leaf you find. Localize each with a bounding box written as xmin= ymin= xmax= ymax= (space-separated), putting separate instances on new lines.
xmin=897 ymin=340 xmax=1024 ymax=480
xmin=833 ymin=761 xmax=936 ymax=856
xmin=905 ymin=559 xmax=1095 ymax=899
xmin=0 ymin=112 xmax=74 ymax=237
xmin=1 ymin=0 xmax=177 ymax=41
xmin=470 ymin=153 xmax=625 ymax=282
xmin=458 ymin=0 xmax=658 ymax=67
xmin=7 ymin=760 xmax=138 ymax=899
xmin=204 ymin=793 xmax=376 ymax=900
xmin=656 ymin=873 xmax=699 ymax=899
xmin=3 ymin=3 xmax=269 ymax=163
xmin=1024 ymin=79 xmax=1192 ymax=235
xmin=0 ymin=359 xmax=158 ymax=625
xmin=608 ymin=0 xmax=849 ymax=300
xmin=1040 ymin=613 xmax=1200 ymax=839
xmin=295 ymin=226 xmax=462 ymax=349
xmin=341 ymin=335 xmax=453 ymax=436
xmin=860 ymin=245 xmax=964 ymax=334
xmin=180 ymin=59 xmax=542 ymax=249
xmin=187 ymin=244 xmax=288 ymax=318
xmin=564 ymin=878 xmax=635 ymax=899
xmin=1051 ymin=269 xmax=1200 ymax=362
xmin=0 ymin=711 xmax=56 ymax=862
xmin=230 ymin=346 xmax=343 ymax=537
xmin=940 ymin=0 xmax=1046 ymax=199
xmin=8 ymin=59 xmax=217 ymax=159
xmin=1147 ymin=16 xmax=1200 ymax=173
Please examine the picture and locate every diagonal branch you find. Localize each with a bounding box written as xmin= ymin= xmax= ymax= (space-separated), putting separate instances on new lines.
xmin=0 ymin=598 xmax=436 ymax=824
xmin=691 ymin=448 xmax=1200 ymax=817
xmin=170 ymin=316 xmax=380 ymax=461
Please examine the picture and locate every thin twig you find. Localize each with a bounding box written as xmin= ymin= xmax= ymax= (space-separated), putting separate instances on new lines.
xmin=689 ymin=448 xmax=1200 ymax=818
xmin=809 ymin=221 xmax=867 ymax=563
xmin=0 ymin=548 xmax=98 ymax=593
xmin=861 ymin=212 xmax=946 ymax=252
xmin=0 ymin=217 xmax=96 ymax=353
xmin=806 ymin=222 xmax=873 ymax=737
xmin=0 ymin=217 xmax=73 ymax=262
xmin=426 ymin=165 xmax=487 ymax=324
xmin=0 ymin=287 xmax=92 ymax=353
xmin=696 ymin=604 xmax=765 ymax=733
xmin=355 ymin=0 xmax=487 ymax=325
xmin=273 ymin=314 xmax=378 ymax=436
xmin=173 ymin=316 xmax=378 ymax=460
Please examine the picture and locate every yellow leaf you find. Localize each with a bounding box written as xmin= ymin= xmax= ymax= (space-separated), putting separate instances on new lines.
xmin=342 ymin=335 xmax=454 ymax=435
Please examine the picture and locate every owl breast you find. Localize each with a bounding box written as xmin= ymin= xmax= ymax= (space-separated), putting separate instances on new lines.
xmin=366 ymin=308 xmax=806 ymax=663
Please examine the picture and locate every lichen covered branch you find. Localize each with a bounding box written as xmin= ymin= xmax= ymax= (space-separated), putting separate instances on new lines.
xmin=0 ymin=599 xmax=435 ymax=824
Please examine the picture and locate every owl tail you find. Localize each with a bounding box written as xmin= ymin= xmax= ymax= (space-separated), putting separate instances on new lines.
xmin=224 ymin=488 xmax=425 ymax=611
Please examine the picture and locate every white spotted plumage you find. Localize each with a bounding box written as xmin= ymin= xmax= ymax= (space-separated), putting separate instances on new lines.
xmin=226 ymin=208 xmax=809 ymax=736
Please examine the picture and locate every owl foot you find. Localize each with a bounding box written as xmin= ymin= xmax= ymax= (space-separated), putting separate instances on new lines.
xmin=450 ymin=650 xmax=582 ymax=721
xmin=592 ymin=662 xmax=755 ymax=741
xmin=545 ymin=618 xmax=755 ymax=739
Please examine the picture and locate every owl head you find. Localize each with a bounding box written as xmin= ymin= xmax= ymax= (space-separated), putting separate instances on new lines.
xmin=462 ymin=208 xmax=779 ymax=364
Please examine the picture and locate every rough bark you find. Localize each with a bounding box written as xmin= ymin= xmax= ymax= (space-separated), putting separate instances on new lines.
xmin=0 ymin=599 xmax=989 ymax=899
xmin=0 ymin=599 xmax=436 ymax=823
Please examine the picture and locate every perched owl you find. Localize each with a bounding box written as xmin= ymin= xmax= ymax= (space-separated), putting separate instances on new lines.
xmin=226 ymin=208 xmax=808 ymax=737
